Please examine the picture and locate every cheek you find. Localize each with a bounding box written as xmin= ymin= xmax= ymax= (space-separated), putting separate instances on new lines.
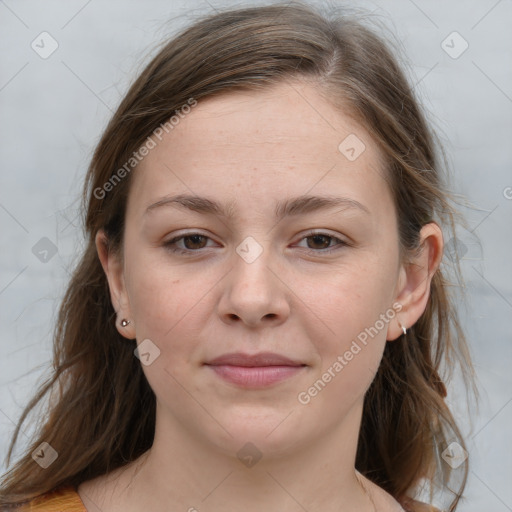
xmin=124 ymin=250 xmax=208 ymax=349
xmin=305 ymin=255 xmax=397 ymax=393
xmin=126 ymin=268 xmax=210 ymax=398
xmin=309 ymin=255 xmax=397 ymax=332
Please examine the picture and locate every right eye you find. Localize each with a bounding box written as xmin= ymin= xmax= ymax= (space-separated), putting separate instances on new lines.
xmin=163 ymin=233 xmax=217 ymax=254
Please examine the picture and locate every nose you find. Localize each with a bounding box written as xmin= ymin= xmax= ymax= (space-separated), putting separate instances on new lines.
xmin=217 ymin=246 xmax=290 ymax=328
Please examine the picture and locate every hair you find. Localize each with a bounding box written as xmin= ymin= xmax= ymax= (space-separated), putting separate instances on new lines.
xmin=0 ymin=2 xmax=475 ymax=511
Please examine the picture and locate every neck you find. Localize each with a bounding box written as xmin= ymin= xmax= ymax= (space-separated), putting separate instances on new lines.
xmin=104 ymin=400 xmax=376 ymax=512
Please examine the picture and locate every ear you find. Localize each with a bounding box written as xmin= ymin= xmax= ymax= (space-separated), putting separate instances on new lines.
xmin=95 ymin=229 xmax=136 ymax=339
xmin=387 ymin=222 xmax=443 ymax=341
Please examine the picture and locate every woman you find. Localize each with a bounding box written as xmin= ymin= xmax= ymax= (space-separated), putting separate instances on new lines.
xmin=0 ymin=2 xmax=474 ymax=511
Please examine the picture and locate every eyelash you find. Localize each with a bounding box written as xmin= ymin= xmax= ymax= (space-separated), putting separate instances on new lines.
xmin=163 ymin=231 xmax=348 ymax=256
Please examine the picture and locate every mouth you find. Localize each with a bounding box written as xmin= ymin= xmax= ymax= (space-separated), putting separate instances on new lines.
xmin=204 ymin=352 xmax=307 ymax=388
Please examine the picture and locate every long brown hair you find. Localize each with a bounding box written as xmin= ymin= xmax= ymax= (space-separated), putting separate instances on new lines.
xmin=0 ymin=2 xmax=475 ymax=510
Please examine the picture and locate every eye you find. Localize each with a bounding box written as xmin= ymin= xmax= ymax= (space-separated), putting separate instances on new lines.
xmin=163 ymin=231 xmax=348 ymax=256
xmin=164 ymin=233 xmax=216 ymax=254
xmin=295 ymin=231 xmax=348 ymax=254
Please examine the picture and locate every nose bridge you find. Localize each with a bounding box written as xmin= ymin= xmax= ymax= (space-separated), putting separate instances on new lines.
xmin=232 ymin=235 xmax=274 ymax=300
xmin=218 ymin=235 xmax=289 ymax=326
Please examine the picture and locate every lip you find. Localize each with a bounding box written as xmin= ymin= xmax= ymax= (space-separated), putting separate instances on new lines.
xmin=206 ymin=352 xmax=304 ymax=367
xmin=204 ymin=352 xmax=307 ymax=387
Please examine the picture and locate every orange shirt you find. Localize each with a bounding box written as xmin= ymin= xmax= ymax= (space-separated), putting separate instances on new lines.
xmin=23 ymin=485 xmax=440 ymax=512
xmin=26 ymin=485 xmax=86 ymax=512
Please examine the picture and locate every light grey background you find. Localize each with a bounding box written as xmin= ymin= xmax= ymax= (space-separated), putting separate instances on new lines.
xmin=1 ymin=1 xmax=511 ymax=511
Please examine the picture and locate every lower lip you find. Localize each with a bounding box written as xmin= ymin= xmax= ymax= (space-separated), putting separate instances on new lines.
xmin=207 ymin=365 xmax=305 ymax=387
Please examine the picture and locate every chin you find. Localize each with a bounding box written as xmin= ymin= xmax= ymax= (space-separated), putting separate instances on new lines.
xmin=205 ymin=408 xmax=307 ymax=458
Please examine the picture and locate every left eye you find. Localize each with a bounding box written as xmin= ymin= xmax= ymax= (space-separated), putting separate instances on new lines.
xmin=295 ymin=233 xmax=346 ymax=253
xmin=163 ymin=232 xmax=346 ymax=254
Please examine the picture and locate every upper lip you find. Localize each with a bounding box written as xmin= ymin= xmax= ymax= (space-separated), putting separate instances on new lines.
xmin=205 ymin=352 xmax=305 ymax=367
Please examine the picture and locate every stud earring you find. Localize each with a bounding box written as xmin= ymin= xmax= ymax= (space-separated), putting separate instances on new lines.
xmin=398 ymin=322 xmax=407 ymax=336
xmin=121 ymin=319 xmax=130 ymax=327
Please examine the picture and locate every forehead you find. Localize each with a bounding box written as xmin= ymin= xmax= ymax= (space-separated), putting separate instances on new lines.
xmin=128 ymin=80 xmax=391 ymax=218
xmin=155 ymin=81 xmax=381 ymax=161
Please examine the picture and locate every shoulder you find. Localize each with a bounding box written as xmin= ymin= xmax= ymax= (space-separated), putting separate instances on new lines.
xmin=403 ymin=498 xmax=442 ymax=512
xmin=25 ymin=485 xmax=86 ymax=512
xmin=357 ymin=473 xmax=441 ymax=512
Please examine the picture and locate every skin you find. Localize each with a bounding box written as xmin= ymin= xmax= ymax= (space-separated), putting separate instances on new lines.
xmin=79 ymin=79 xmax=443 ymax=512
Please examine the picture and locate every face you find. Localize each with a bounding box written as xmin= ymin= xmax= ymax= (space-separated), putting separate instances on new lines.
xmin=102 ymin=80 xmax=413 ymax=459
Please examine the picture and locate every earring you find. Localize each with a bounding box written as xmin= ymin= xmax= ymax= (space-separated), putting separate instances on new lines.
xmin=121 ymin=319 xmax=130 ymax=327
xmin=399 ymin=322 xmax=407 ymax=336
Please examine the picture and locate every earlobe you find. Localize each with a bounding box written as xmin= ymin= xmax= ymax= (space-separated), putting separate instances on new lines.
xmin=387 ymin=222 xmax=443 ymax=341
xmin=95 ymin=229 xmax=135 ymax=339
xmin=386 ymin=316 xmax=408 ymax=342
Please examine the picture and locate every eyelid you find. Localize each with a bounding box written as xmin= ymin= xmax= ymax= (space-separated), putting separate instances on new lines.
xmin=164 ymin=229 xmax=349 ymax=255
xmin=293 ymin=230 xmax=349 ymax=253
xmin=164 ymin=231 xmax=219 ymax=250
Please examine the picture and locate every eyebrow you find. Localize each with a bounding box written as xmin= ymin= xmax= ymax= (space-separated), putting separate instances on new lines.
xmin=144 ymin=193 xmax=370 ymax=219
